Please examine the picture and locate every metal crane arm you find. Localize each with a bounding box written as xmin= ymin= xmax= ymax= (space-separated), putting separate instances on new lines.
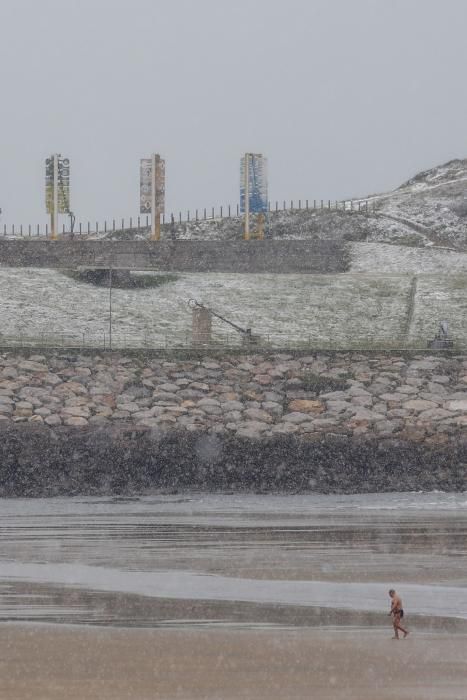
xmin=189 ymin=299 xmax=251 ymax=336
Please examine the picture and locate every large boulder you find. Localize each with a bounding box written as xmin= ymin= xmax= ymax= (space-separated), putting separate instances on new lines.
xmin=288 ymin=399 xmax=324 ymax=414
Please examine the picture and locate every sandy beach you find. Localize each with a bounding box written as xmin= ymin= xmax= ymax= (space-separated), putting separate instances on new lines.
xmin=2 ymin=493 xmax=467 ymax=699
xmin=1 ymin=624 xmax=467 ymax=700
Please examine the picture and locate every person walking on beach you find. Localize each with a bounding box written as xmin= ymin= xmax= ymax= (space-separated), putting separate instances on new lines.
xmin=388 ymin=589 xmax=409 ymax=639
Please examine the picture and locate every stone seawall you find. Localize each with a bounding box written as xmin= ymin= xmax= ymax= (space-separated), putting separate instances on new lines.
xmin=1 ymin=350 xmax=467 ymax=495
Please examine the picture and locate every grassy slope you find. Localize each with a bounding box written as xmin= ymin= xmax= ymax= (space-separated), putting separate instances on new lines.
xmin=0 ymin=266 xmax=464 ymax=349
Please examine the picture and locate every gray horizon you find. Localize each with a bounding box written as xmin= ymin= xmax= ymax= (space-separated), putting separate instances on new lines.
xmin=1 ymin=0 xmax=466 ymax=226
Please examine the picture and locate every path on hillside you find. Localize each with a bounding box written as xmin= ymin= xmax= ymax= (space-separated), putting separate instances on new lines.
xmin=345 ymin=173 xmax=467 ymax=248
xmin=375 ymin=212 xmax=432 ymax=237
xmin=372 ymin=213 xmax=460 ymax=251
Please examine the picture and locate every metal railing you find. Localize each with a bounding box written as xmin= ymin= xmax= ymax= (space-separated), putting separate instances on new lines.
xmin=0 ymin=198 xmax=377 ymax=239
xmin=0 ymin=330 xmax=456 ymax=353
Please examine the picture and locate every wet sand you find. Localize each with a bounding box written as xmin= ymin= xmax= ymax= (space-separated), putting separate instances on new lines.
xmin=2 ymin=493 xmax=467 ymax=698
xmin=4 ymin=582 xmax=467 ymax=633
xmin=1 ymin=624 xmax=467 ymax=700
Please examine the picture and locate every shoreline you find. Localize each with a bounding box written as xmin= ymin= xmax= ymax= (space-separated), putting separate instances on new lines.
xmin=3 ymin=562 xmax=467 ymax=620
xmin=3 ymin=585 xmax=467 ymax=634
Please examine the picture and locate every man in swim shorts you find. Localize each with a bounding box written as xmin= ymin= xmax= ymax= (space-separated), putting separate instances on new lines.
xmin=388 ymin=589 xmax=409 ymax=639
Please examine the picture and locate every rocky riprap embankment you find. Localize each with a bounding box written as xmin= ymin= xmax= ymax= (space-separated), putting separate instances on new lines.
xmin=1 ymin=350 xmax=467 ymax=444
xmin=2 ymin=350 xmax=467 ymax=495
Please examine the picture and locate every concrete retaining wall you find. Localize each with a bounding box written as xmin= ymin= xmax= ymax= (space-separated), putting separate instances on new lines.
xmin=0 ymin=239 xmax=348 ymax=273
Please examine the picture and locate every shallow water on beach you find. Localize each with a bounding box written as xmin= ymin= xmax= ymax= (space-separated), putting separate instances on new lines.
xmin=1 ymin=492 xmax=467 ymax=630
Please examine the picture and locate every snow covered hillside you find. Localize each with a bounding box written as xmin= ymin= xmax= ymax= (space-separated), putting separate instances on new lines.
xmin=1 ymin=266 xmax=466 ymax=349
xmin=99 ymin=158 xmax=467 ymax=253
xmin=370 ymin=158 xmax=467 ymax=248
xmin=1 ymin=158 xmax=467 ymax=349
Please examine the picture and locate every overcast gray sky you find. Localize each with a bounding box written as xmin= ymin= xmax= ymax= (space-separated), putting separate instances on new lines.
xmin=1 ymin=0 xmax=466 ymax=226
